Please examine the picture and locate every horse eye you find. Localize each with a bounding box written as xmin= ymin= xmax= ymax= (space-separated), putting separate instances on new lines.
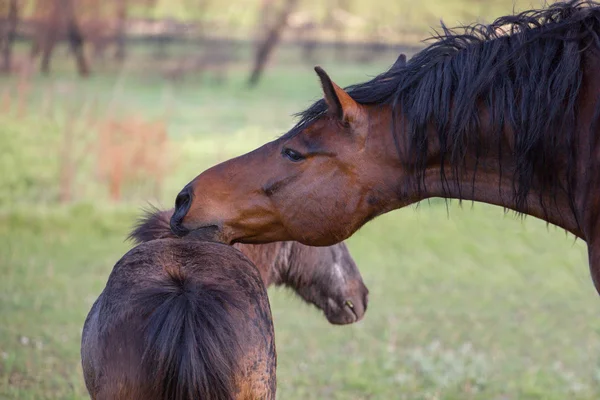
xmin=282 ymin=148 xmax=305 ymax=162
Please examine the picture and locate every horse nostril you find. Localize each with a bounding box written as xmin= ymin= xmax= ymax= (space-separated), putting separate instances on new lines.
xmin=171 ymin=186 xmax=193 ymax=236
xmin=175 ymin=189 xmax=191 ymax=211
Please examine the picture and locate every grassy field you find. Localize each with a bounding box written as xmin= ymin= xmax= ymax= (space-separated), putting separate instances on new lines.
xmin=1 ymin=200 xmax=599 ymax=399
xmin=2 ymin=45 xmax=600 ymax=399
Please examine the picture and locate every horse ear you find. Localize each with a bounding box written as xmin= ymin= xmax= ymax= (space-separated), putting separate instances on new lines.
xmin=391 ymin=53 xmax=407 ymax=70
xmin=314 ymin=66 xmax=364 ymax=126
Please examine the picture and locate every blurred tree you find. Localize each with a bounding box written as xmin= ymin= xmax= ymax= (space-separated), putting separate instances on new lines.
xmin=0 ymin=0 xmax=19 ymax=73
xmin=248 ymin=0 xmax=299 ymax=87
xmin=114 ymin=0 xmax=128 ymax=61
xmin=114 ymin=0 xmax=158 ymax=61
xmin=29 ymin=0 xmax=158 ymax=75
xmin=256 ymin=0 xmax=276 ymax=30
xmin=61 ymin=0 xmax=89 ymax=76
xmin=30 ymin=0 xmax=89 ymax=76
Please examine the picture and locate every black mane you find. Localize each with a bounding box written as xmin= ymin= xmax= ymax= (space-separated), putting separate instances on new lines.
xmin=128 ymin=204 xmax=175 ymax=244
xmin=290 ymin=0 xmax=600 ymax=217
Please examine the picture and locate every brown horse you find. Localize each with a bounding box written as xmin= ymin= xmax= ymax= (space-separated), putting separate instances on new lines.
xmin=129 ymin=207 xmax=368 ymax=324
xmin=169 ymin=1 xmax=600 ymax=294
xmin=81 ymin=240 xmax=276 ymax=400
xmin=81 ymin=210 xmax=368 ymax=400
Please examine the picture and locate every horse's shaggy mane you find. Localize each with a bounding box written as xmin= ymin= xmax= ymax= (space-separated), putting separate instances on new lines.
xmin=289 ymin=0 xmax=600 ymax=220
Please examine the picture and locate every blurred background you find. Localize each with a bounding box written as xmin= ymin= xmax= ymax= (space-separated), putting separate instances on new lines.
xmin=1 ymin=0 xmax=599 ymax=399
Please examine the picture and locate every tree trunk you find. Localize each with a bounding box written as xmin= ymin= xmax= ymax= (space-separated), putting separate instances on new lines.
xmin=63 ymin=0 xmax=89 ymax=76
xmin=40 ymin=32 xmax=57 ymax=75
xmin=1 ymin=0 xmax=18 ymax=73
xmin=33 ymin=0 xmax=90 ymax=76
xmin=67 ymin=22 xmax=89 ymax=76
xmin=256 ymin=0 xmax=275 ymax=32
xmin=247 ymin=0 xmax=298 ymax=87
xmin=47 ymin=0 xmax=89 ymax=77
xmin=114 ymin=0 xmax=127 ymax=61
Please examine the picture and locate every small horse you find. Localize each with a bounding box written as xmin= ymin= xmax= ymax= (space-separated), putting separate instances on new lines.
xmin=169 ymin=1 xmax=600 ymax=294
xmin=81 ymin=210 xmax=368 ymax=400
xmin=129 ymin=207 xmax=368 ymax=325
xmin=81 ymin=240 xmax=276 ymax=400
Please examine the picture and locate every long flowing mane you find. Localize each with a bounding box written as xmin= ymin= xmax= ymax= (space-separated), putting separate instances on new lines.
xmin=289 ymin=0 xmax=600 ymax=218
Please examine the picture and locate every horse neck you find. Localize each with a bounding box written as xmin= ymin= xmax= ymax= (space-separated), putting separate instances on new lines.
xmin=233 ymin=242 xmax=291 ymax=286
xmin=379 ymin=109 xmax=585 ymax=239
xmin=267 ymin=242 xmax=294 ymax=286
xmin=271 ymin=242 xmax=317 ymax=290
xmin=419 ymin=161 xmax=583 ymax=238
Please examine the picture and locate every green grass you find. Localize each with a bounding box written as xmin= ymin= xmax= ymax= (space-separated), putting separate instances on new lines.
xmin=0 ymin=54 xmax=395 ymax=207
xmin=1 ymin=202 xmax=598 ymax=399
xmin=2 ymin=29 xmax=600 ymax=398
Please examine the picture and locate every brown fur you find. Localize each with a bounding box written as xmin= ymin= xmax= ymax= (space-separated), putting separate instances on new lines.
xmin=82 ymin=240 xmax=276 ymax=400
xmin=170 ymin=2 xmax=600 ymax=296
xmin=129 ymin=206 xmax=368 ymax=325
xmin=82 ymin=208 xmax=369 ymax=399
